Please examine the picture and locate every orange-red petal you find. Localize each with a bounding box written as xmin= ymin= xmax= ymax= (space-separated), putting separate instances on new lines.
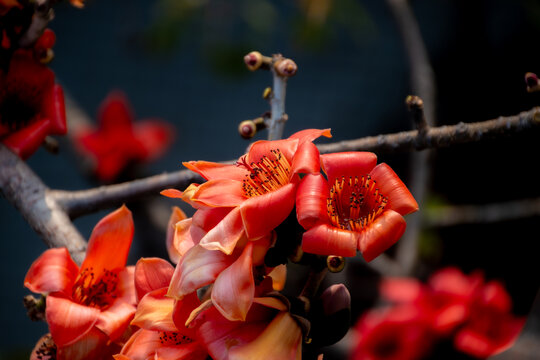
xmin=167 ymin=245 xmax=234 ymax=300
xmin=192 ymin=179 xmax=246 ymax=207
xmin=369 ymin=163 xmax=419 ymax=215
xmin=166 ymin=207 xmax=189 ymax=263
xmin=183 ymin=161 xmax=247 ymax=181
xmin=134 ymin=257 xmax=175 ymax=301
xmin=288 ymin=128 xmax=332 ymax=143
xmin=95 ymin=300 xmax=136 ymax=342
xmin=240 ymin=182 xmax=296 ymax=239
xmin=173 ymin=218 xmax=197 ymax=261
xmin=212 ymin=243 xmax=255 ymax=321
xmin=290 ymin=141 xmax=322 ymax=176
xmin=199 ymin=207 xmax=246 ymax=254
xmin=246 ymin=138 xmax=299 ymax=165
xmin=81 ymin=205 xmax=134 ymax=276
xmin=357 ymin=209 xmax=407 ymax=262
xmin=172 ymin=292 xmax=202 ymax=339
xmin=296 ymin=173 xmax=330 ymax=230
xmin=321 ymin=152 xmax=378 ymax=185
xmin=131 ymin=288 xmax=176 ymax=332
xmin=24 ymin=247 xmax=79 ymax=295
xmin=46 ymin=294 xmax=100 ymax=347
xmin=57 ymin=327 xmax=117 ymax=360
xmin=301 ymin=223 xmax=357 ymax=257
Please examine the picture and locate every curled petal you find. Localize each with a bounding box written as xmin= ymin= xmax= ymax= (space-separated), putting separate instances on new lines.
xmin=212 ymin=243 xmax=255 ymax=321
xmin=290 ymin=141 xmax=322 ymax=175
xmin=183 ymin=161 xmax=247 ymax=181
xmin=321 ymin=152 xmax=378 ymax=186
xmin=46 ymin=295 xmax=99 ymax=347
xmin=95 ymin=300 xmax=136 ymax=342
xmin=192 ymin=179 xmax=246 ymax=207
xmin=116 ymin=266 xmax=137 ymax=306
xmin=296 ymin=173 xmax=330 ymax=229
xmin=24 ymin=247 xmax=79 ymax=295
xmin=160 ymin=189 xmax=185 ymax=199
xmin=228 ymin=312 xmax=302 ymax=360
xmin=267 ymin=265 xmax=287 ymax=291
xmin=173 ymin=218 xmax=196 ymax=261
xmin=199 ymin=207 xmax=245 ymax=254
xmin=45 ymin=84 xmax=68 ymax=134
xmin=288 ymin=128 xmax=332 ymax=143
xmin=166 ymin=207 xmax=188 ymax=263
xmin=2 ymin=118 xmax=52 ymax=159
xmin=132 ymin=288 xmax=176 ymax=332
xmin=357 ymin=209 xmax=406 ymax=262
xmin=240 ymin=183 xmax=296 ymax=239
xmin=134 ymin=258 xmax=175 ymax=301
xmin=476 ymin=281 xmax=512 ymax=313
xmin=81 ymin=205 xmax=134 ymax=276
xmin=167 ymin=245 xmax=233 ymax=300
xmin=172 ymin=292 xmax=202 ymax=338
xmin=369 ymin=163 xmax=418 ymax=215
xmin=302 ymin=223 xmax=357 ymax=257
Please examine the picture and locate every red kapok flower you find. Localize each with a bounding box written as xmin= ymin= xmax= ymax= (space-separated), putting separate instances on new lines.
xmin=115 ymin=257 xmax=207 ymax=360
xmin=0 ymin=49 xmax=67 ymax=159
xmin=163 ymin=128 xmax=331 ymax=255
xmin=75 ymin=90 xmax=174 ymax=182
xmin=24 ymin=206 xmax=137 ymax=360
xmin=296 ymin=152 xmax=418 ymax=261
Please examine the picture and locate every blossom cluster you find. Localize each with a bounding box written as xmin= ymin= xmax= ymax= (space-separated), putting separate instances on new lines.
xmin=24 ymin=129 xmax=419 ymax=359
xmin=351 ymin=267 xmax=525 ymax=360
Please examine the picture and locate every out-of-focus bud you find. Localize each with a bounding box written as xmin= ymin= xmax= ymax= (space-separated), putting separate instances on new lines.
xmin=34 ymin=29 xmax=56 ymax=64
xmin=525 ymin=72 xmax=540 ymax=92
xmin=308 ymin=284 xmax=351 ymax=347
xmin=244 ymin=51 xmax=264 ymax=71
xmin=274 ymin=58 xmax=298 ymax=77
xmin=262 ymin=86 xmax=272 ymax=99
xmin=327 ymin=255 xmax=345 ymax=273
xmin=238 ymin=116 xmax=266 ymax=139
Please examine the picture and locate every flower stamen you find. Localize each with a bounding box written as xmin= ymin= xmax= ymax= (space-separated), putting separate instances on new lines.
xmin=327 ymin=175 xmax=388 ymax=231
xmin=71 ymin=267 xmax=119 ymax=309
xmin=240 ymin=149 xmax=291 ymax=197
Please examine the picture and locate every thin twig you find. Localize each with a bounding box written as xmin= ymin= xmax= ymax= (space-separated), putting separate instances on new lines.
xmin=0 ymin=144 xmax=87 ymax=264
xmin=424 ymin=197 xmax=540 ymax=228
xmin=51 ymin=107 xmax=540 ymax=218
xmin=267 ymin=54 xmax=291 ymax=141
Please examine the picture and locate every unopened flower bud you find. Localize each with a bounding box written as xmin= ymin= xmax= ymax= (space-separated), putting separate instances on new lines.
xmin=525 ymin=72 xmax=540 ymax=92
xmin=262 ymin=86 xmax=272 ymax=99
xmin=39 ymin=49 xmax=55 ymax=64
xmin=326 ymin=255 xmax=345 ymax=272
xmin=244 ymin=51 xmax=263 ymax=71
xmin=274 ymin=58 xmax=297 ymax=77
xmin=239 ymin=120 xmax=257 ymax=139
xmin=320 ymin=283 xmax=351 ymax=316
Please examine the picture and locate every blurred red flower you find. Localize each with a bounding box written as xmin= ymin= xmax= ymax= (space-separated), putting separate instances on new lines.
xmin=75 ymin=91 xmax=174 ymax=182
xmin=0 ymin=47 xmax=67 ymax=158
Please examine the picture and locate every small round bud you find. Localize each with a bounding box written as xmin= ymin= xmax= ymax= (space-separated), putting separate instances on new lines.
xmin=238 ymin=120 xmax=257 ymax=139
xmin=326 ymin=255 xmax=345 ymax=273
xmin=525 ymin=72 xmax=540 ymax=92
xmin=274 ymin=58 xmax=298 ymax=77
xmin=39 ymin=49 xmax=54 ymax=64
xmin=405 ymin=95 xmax=424 ymax=109
xmin=262 ymin=87 xmax=272 ymax=99
xmin=244 ymin=51 xmax=263 ymax=71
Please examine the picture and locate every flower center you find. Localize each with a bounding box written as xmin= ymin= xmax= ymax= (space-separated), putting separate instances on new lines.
xmin=239 ymin=149 xmax=291 ymax=197
xmin=71 ymin=267 xmax=119 ymax=309
xmin=327 ymin=175 xmax=388 ymax=231
xmin=159 ymin=331 xmax=193 ymax=346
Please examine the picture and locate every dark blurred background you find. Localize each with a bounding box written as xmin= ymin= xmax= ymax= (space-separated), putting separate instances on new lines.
xmin=1 ymin=0 xmax=540 ymax=358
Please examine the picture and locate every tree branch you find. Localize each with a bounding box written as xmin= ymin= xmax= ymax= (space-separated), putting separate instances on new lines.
xmin=0 ymin=144 xmax=87 ymax=264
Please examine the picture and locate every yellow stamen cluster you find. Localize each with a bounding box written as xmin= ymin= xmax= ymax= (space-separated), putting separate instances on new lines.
xmin=327 ymin=175 xmax=388 ymax=231
xmin=71 ymin=267 xmax=119 ymax=309
xmin=240 ymin=149 xmax=291 ymax=197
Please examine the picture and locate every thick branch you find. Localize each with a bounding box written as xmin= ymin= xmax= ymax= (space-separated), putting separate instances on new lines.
xmin=52 ymin=170 xmax=204 ymax=219
xmin=51 ymin=107 xmax=540 ymax=217
xmin=0 ymin=144 xmax=87 ymax=263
